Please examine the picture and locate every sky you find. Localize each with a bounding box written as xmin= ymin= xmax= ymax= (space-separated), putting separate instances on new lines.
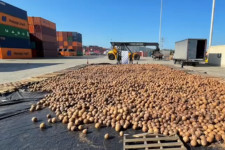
xmin=3 ymin=0 xmax=225 ymax=49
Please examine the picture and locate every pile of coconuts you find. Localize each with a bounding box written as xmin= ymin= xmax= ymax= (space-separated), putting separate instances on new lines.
xmin=29 ymin=64 xmax=225 ymax=147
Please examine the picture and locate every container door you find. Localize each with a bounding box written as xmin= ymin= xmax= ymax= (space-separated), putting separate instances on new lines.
xmin=188 ymin=40 xmax=198 ymax=59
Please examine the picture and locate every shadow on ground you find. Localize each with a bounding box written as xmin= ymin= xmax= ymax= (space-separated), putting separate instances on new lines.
xmin=194 ymin=63 xmax=221 ymax=68
xmin=0 ymin=63 xmax=62 ymax=72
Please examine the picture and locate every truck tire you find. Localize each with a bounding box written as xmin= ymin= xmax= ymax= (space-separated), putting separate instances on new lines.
xmin=181 ymin=62 xmax=185 ymax=68
xmin=134 ymin=54 xmax=140 ymax=60
xmin=174 ymin=60 xmax=177 ymax=64
xmin=108 ymin=54 xmax=115 ymax=60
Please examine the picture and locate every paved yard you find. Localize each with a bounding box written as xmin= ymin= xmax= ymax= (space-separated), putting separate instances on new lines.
xmin=0 ymin=56 xmax=225 ymax=84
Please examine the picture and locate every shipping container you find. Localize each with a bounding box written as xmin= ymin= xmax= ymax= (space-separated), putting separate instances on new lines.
xmin=63 ymin=41 xmax=68 ymax=47
xmin=43 ymin=50 xmax=57 ymax=57
xmin=77 ymin=42 xmax=82 ymax=47
xmin=72 ymin=32 xmax=82 ymax=42
xmin=58 ymin=32 xmax=63 ymax=37
xmin=42 ymin=41 xmax=57 ymax=50
xmin=0 ymin=24 xmax=29 ymax=39
xmin=57 ymin=31 xmax=82 ymax=56
xmin=0 ymin=1 xmax=28 ymax=20
xmin=67 ymin=32 xmax=72 ymax=37
xmin=0 ymin=47 xmax=32 ymax=59
xmin=29 ymin=34 xmax=44 ymax=57
xmin=62 ymin=32 xmax=67 ymax=41
xmin=67 ymin=36 xmax=73 ymax=42
xmin=0 ymin=36 xmax=31 ymax=48
xmin=28 ymin=17 xmax=33 ymax=25
xmin=30 ymin=17 xmax=56 ymax=30
xmin=29 ymin=25 xmax=34 ymax=33
xmin=72 ymin=42 xmax=78 ymax=46
xmin=0 ymin=12 xmax=28 ymax=30
xmin=28 ymin=17 xmax=57 ymax=57
xmin=58 ymin=36 xmax=63 ymax=41
xmin=41 ymin=26 xmax=57 ymax=37
xmin=58 ymin=41 xmax=63 ymax=46
xmin=31 ymin=49 xmax=37 ymax=58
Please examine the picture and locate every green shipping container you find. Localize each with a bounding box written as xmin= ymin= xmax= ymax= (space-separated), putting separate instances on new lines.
xmin=77 ymin=52 xmax=83 ymax=56
xmin=0 ymin=24 xmax=30 ymax=39
xmin=67 ymin=36 xmax=73 ymax=42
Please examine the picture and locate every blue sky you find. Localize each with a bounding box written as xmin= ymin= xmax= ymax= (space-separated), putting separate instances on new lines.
xmin=3 ymin=0 xmax=225 ymax=49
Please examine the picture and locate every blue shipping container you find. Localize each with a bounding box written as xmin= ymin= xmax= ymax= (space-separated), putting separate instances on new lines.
xmin=0 ymin=1 xmax=28 ymax=20
xmin=0 ymin=36 xmax=30 ymax=48
xmin=72 ymin=32 xmax=82 ymax=43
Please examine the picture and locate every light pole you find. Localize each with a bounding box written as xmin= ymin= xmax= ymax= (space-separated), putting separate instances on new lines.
xmin=209 ymin=0 xmax=216 ymax=47
xmin=159 ymin=0 xmax=163 ymax=49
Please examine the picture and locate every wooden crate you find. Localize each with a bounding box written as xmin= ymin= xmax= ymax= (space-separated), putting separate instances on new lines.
xmin=123 ymin=133 xmax=186 ymax=150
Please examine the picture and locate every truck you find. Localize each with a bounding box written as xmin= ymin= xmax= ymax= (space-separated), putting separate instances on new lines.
xmin=173 ymin=39 xmax=207 ymax=67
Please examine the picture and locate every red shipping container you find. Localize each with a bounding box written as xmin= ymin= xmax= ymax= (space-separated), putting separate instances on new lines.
xmin=58 ymin=41 xmax=63 ymax=46
xmin=58 ymin=32 xmax=63 ymax=36
xmin=62 ymin=32 xmax=67 ymax=41
xmin=68 ymin=41 xmax=73 ymax=46
xmin=67 ymin=32 xmax=72 ymax=37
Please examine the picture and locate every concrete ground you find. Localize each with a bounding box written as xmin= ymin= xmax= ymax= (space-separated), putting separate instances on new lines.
xmin=0 ymin=55 xmax=225 ymax=84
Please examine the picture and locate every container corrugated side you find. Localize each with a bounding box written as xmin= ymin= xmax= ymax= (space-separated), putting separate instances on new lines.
xmin=0 ymin=47 xmax=32 ymax=59
xmin=0 ymin=36 xmax=31 ymax=48
xmin=42 ymin=41 xmax=57 ymax=50
xmin=0 ymin=1 xmax=28 ymax=20
xmin=0 ymin=24 xmax=30 ymax=39
xmin=41 ymin=26 xmax=57 ymax=37
xmin=0 ymin=12 xmax=29 ymax=30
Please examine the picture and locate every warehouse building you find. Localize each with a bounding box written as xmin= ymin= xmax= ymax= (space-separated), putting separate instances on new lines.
xmin=208 ymin=45 xmax=225 ymax=67
xmin=0 ymin=1 xmax=32 ymax=59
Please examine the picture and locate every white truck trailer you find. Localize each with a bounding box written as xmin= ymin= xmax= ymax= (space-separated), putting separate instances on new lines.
xmin=173 ymin=39 xmax=207 ymax=68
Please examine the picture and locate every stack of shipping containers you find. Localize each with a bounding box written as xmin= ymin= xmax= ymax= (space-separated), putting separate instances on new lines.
xmin=0 ymin=1 xmax=32 ymax=59
xmin=28 ymin=17 xmax=57 ymax=57
xmin=57 ymin=31 xmax=82 ymax=56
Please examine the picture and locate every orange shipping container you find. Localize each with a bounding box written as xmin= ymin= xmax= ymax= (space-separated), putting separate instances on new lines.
xmin=72 ymin=42 xmax=78 ymax=46
xmin=30 ymin=17 xmax=56 ymax=30
xmin=32 ymin=17 xmax=41 ymax=25
xmin=0 ymin=48 xmax=32 ymax=59
xmin=64 ymin=41 xmax=68 ymax=46
xmin=63 ymin=51 xmax=76 ymax=56
xmin=77 ymin=42 xmax=82 ymax=47
xmin=29 ymin=25 xmax=34 ymax=33
xmin=0 ymin=12 xmax=29 ymax=30
xmin=28 ymin=17 xmax=34 ymax=25
xmin=58 ymin=36 xmax=63 ymax=41
xmin=40 ymin=18 xmax=56 ymax=30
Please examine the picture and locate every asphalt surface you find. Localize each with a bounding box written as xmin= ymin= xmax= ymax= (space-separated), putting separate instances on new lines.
xmin=1 ymin=56 xmax=225 ymax=84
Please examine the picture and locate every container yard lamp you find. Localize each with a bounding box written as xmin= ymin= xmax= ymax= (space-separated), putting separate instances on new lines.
xmin=209 ymin=0 xmax=216 ymax=47
xmin=159 ymin=0 xmax=163 ymax=49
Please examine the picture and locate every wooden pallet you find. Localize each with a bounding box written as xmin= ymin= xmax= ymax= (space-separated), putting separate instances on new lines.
xmin=123 ymin=133 xmax=186 ymax=150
